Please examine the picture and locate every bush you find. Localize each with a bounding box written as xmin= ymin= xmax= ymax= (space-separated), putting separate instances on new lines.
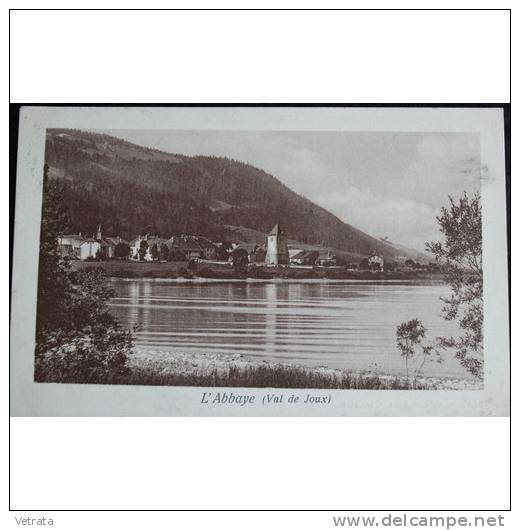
xmin=397 ymin=192 xmax=483 ymax=380
xmin=34 ymin=167 xmax=133 ymax=384
xmin=34 ymin=267 xmax=134 ymax=383
xmin=35 ymin=330 xmax=132 ymax=384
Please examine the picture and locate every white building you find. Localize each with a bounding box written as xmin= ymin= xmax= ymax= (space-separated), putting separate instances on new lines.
xmin=57 ymin=225 xmax=123 ymax=260
xmin=57 ymin=234 xmax=84 ymax=259
xmin=79 ymin=239 xmax=101 ymax=260
xmin=368 ymin=254 xmax=384 ymax=270
xmin=265 ymin=224 xmax=289 ymax=265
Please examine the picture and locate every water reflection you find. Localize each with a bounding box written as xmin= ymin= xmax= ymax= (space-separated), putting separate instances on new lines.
xmin=127 ymin=282 xmax=152 ymax=330
xmin=108 ymin=280 xmax=466 ymax=378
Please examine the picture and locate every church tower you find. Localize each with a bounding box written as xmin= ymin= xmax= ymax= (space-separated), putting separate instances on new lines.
xmin=265 ymin=224 xmax=289 ymax=265
xmin=96 ymin=224 xmax=102 ymax=241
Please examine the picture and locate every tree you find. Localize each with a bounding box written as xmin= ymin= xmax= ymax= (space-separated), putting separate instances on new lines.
xmin=115 ymin=242 xmax=131 ymax=259
xmin=384 ymin=260 xmax=397 ymax=272
xmin=358 ymin=258 xmax=369 ymax=271
xmin=426 ymin=192 xmax=483 ymax=379
xmin=216 ymin=241 xmax=232 ymax=261
xmin=34 ymin=165 xmax=133 ymax=383
xmin=159 ymin=243 xmax=169 ymax=261
xmin=35 ymin=165 xmax=73 ymax=352
xmin=150 ymin=243 xmax=159 ymax=261
xmin=396 ymin=319 xmax=440 ymax=385
xmin=138 ymin=239 xmax=148 ymax=261
xmin=231 ymin=248 xmax=249 ymax=271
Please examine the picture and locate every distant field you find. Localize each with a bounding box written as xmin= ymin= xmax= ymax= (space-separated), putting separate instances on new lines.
xmin=70 ymin=260 xmax=187 ymax=278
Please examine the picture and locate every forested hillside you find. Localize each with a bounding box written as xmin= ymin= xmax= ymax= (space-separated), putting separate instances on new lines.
xmin=44 ymin=129 xmax=418 ymax=259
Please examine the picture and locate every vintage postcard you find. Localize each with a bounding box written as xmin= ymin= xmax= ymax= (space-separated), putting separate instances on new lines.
xmin=10 ymin=106 xmax=509 ymax=416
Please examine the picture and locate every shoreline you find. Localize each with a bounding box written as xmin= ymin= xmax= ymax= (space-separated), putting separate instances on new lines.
xmin=108 ymin=276 xmax=445 ymax=285
xmin=127 ymin=348 xmax=482 ymax=390
xmin=69 ymin=260 xmax=444 ymax=282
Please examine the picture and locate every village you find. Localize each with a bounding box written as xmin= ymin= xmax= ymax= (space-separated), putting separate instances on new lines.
xmin=58 ymin=223 xmax=434 ymax=276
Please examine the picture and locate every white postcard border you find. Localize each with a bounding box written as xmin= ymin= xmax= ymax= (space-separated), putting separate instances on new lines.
xmin=10 ymin=106 xmax=510 ymax=416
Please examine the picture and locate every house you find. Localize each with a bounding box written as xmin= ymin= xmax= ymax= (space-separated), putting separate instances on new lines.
xmin=129 ymin=236 xmax=144 ymax=260
xmin=57 ymin=224 xmax=131 ymax=261
xmin=129 ymin=233 xmax=216 ymax=261
xmin=265 ymin=224 xmax=289 ymax=265
xmin=229 ymin=247 xmax=249 ymax=269
xmin=290 ymin=250 xmax=319 ymax=266
xmin=130 ymin=234 xmax=172 ymax=261
xmin=129 ymin=235 xmax=151 ymax=261
xmin=94 ymin=225 xmax=121 ymax=259
xmin=146 ymin=236 xmax=171 ymax=260
xmin=105 ymin=236 xmax=131 ymax=259
xmin=249 ymin=244 xmax=267 ymax=263
xmin=79 ymin=238 xmax=101 ymax=260
xmin=227 ymin=243 xmax=251 ymax=263
xmin=316 ymin=250 xmax=337 ymax=267
xmin=196 ymin=236 xmax=219 ymax=260
xmin=368 ymin=254 xmax=384 ymax=271
xmin=105 ymin=236 xmax=130 ymax=256
xmin=173 ymin=235 xmax=204 ymax=260
xmin=57 ymin=234 xmax=84 ymax=259
xmin=58 ymin=225 xmax=116 ymax=260
xmin=100 ymin=239 xmax=115 ymax=259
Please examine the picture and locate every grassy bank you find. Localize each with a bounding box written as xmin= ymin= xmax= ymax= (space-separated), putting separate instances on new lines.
xmin=37 ymin=361 xmax=420 ymax=389
xmin=70 ymin=259 xmax=444 ymax=282
xmin=36 ymin=350 xmax=480 ymax=390
xmin=70 ymin=259 xmax=189 ymax=278
xmin=121 ymin=364 xmax=422 ymax=389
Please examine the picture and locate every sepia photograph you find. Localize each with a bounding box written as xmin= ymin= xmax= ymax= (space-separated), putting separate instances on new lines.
xmin=8 ymin=9 xmax=512 ymax=522
xmin=10 ymin=106 xmax=509 ymax=416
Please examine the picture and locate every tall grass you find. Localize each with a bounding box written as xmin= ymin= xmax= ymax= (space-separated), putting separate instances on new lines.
xmin=127 ymin=364 xmax=421 ymax=389
xmin=37 ymin=362 xmax=425 ymax=389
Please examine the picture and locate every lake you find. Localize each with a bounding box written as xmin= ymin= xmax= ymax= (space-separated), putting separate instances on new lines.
xmin=108 ymin=279 xmax=468 ymax=379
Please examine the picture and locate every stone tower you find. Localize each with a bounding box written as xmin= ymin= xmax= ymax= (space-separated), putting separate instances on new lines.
xmin=265 ymin=224 xmax=289 ymax=265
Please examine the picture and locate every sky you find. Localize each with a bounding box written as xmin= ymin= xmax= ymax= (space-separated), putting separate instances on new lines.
xmin=104 ymin=129 xmax=481 ymax=251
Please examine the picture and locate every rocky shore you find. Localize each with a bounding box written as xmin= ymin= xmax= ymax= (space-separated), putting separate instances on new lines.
xmin=127 ymin=348 xmax=482 ymax=390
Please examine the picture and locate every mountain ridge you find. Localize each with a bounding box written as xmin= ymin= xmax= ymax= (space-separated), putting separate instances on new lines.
xmin=44 ymin=129 xmax=428 ymax=261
